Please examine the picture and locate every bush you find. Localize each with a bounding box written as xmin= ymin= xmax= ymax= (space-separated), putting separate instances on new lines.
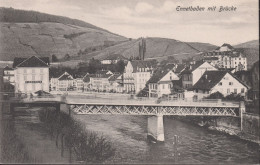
xmin=206 ymin=92 xmax=224 ymax=99
xmin=38 ymin=109 xmax=115 ymax=163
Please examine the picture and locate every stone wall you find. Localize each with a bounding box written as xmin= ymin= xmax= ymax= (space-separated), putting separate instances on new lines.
xmin=242 ymin=113 xmax=260 ymax=137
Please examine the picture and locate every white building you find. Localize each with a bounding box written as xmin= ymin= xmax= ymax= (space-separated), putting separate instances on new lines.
xmin=3 ymin=65 xmax=14 ymax=85
xmin=57 ymin=72 xmax=74 ymax=91
xmin=75 ymin=78 xmax=84 ymax=91
xmin=148 ymin=69 xmax=179 ymax=98
xmin=100 ymin=54 xmax=127 ymax=64
xmin=192 ymin=70 xmax=249 ymax=99
xmin=203 ymin=43 xmax=247 ymax=71
xmin=123 ymin=60 xmax=154 ymax=94
xmin=13 ymin=56 xmax=50 ymax=94
xmin=190 ymin=61 xmax=218 ymax=85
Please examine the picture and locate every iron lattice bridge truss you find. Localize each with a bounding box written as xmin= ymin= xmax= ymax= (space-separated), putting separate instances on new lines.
xmin=68 ymin=104 xmax=240 ymax=117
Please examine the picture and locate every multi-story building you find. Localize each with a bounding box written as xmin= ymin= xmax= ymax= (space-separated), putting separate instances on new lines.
xmin=75 ymin=78 xmax=84 ymax=91
xmin=90 ymin=74 xmax=112 ymax=92
xmin=3 ymin=65 xmax=14 ymax=85
xmin=148 ymin=69 xmax=179 ymax=98
xmin=57 ymin=72 xmax=74 ymax=91
xmin=123 ymin=60 xmax=154 ymax=94
xmin=13 ymin=56 xmax=50 ymax=94
xmin=192 ymin=70 xmax=249 ymax=99
xmin=203 ymin=43 xmax=247 ymax=71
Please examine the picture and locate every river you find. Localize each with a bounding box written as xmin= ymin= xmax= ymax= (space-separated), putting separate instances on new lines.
xmin=3 ymin=105 xmax=259 ymax=164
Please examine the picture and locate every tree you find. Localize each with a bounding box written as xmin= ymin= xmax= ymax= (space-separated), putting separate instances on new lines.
xmin=116 ymin=60 xmax=126 ymax=73
xmin=51 ymin=54 xmax=58 ymax=62
xmin=206 ymin=92 xmax=224 ymax=99
xmin=64 ymin=54 xmax=70 ymax=60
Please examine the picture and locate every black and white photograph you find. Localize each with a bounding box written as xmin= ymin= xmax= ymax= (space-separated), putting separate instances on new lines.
xmin=0 ymin=0 xmax=259 ymax=164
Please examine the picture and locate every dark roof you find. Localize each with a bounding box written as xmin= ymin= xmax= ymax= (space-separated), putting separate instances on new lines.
xmin=131 ymin=60 xmax=155 ymax=72
xmin=174 ymin=64 xmax=185 ymax=73
xmin=13 ymin=56 xmax=49 ymax=68
xmin=162 ymin=63 xmax=175 ymax=71
xmin=148 ymin=69 xmax=171 ymax=83
xmin=108 ymin=74 xmax=121 ymax=82
xmin=218 ymin=68 xmax=235 ymax=72
xmin=96 ymin=70 xmax=112 ymax=75
xmin=193 ymin=70 xmax=249 ymax=90
xmin=103 ymin=54 xmax=127 ymax=60
xmin=215 ymin=43 xmax=234 ymax=51
xmin=192 ymin=71 xmax=228 ymax=90
xmin=58 ymin=74 xmax=73 ymax=80
xmin=4 ymin=65 xmax=13 ymax=70
xmin=190 ymin=61 xmax=205 ymax=72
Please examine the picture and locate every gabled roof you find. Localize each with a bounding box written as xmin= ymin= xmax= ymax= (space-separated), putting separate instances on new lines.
xmin=148 ymin=69 xmax=172 ymax=84
xmin=108 ymin=74 xmax=121 ymax=82
xmin=174 ymin=64 xmax=186 ymax=73
xmin=193 ymin=71 xmax=249 ymax=90
xmin=4 ymin=65 xmax=13 ymax=70
xmin=96 ymin=70 xmax=113 ymax=75
xmin=204 ymin=57 xmax=218 ymax=61
xmin=189 ymin=60 xmax=205 ymax=72
xmin=130 ymin=60 xmax=154 ymax=72
xmin=58 ymin=74 xmax=73 ymax=80
xmin=13 ymin=56 xmax=49 ymax=68
xmin=215 ymin=43 xmax=234 ymax=51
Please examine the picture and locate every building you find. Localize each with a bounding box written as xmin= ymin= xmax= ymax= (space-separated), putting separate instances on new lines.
xmin=203 ymin=43 xmax=247 ymax=71
xmin=123 ymin=60 xmax=154 ymax=94
xmin=3 ymin=65 xmax=14 ymax=85
xmin=108 ymin=74 xmax=124 ymax=93
xmin=192 ymin=70 xmax=249 ymax=99
xmin=75 ymin=78 xmax=84 ymax=91
xmin=181 ymin=61 xmax=217 ymax=87
xmin=13 ymin=56 xmax=50 ymax=94
xmin=96 ymin=70 xmax=113 ymax=75
xmin=100 ymin=54 xmax=127 ymax=64
xmin=148 ymin=69 xmax=179 ymax=98
xmin=57 ymin=72 xmax=74 ymax=91
xmin=90 ymin=74 xmax=112 ymax=92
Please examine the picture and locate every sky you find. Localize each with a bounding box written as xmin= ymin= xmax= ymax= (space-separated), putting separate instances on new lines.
xmin=0 ymin=0 xmax=259 ymax=45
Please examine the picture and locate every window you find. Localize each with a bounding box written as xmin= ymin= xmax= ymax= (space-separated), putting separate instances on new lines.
xmin=227 ymin=89 xmax=230 ymax=94
xmin=241 ymin=88 xmax=245 ymax=93
xmin=234 ymin=88 xmax=237 ymax=94
xmin=229 ymin=82 xmax=233 ymax=85
xmin=168 ymin=84 xmax=171 ymax=89
xmin=32 ymin=75 xmax=35 ymax=81
xmin=162 ymin=84 xmax=165 ymax=89
xmin=32 ymin=69 xmax=35 ymax=74
xmin=170 ymin=76 xmax=172 ymax=80
xmin=219 ymin=82 xmax=222 ymax=86
xmin=24 ymin=69 xmax=27 ymax=74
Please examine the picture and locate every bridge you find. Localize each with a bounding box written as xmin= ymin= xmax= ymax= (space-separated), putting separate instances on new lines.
xmin=65 ymin=96 xmax=244 ymax=142
xmin=5 ymin=94 xmax=245 ymax=142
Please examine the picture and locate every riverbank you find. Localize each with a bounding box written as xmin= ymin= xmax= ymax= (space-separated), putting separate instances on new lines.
xmin=172 ymin=116 xmax=260 ymax=145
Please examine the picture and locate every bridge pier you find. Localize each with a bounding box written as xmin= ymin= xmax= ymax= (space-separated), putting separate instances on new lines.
xmin=147 ymin=114 xmax=164 ymax=142
xmin=239 ymin=101 xmax=245 ymax=131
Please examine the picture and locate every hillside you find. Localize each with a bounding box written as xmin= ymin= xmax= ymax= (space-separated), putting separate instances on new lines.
xmin=0 ymin=22 xmax=128 ymax=61
xmin=234 ymin=40 xmax=259 ymax=68
xmin=234 ymin=40 xmax=259 ymax=49
xmin=81 ymin=37 xmax=217 ymax=62
xmin=0 ymin=7 xmax=120 ymax=35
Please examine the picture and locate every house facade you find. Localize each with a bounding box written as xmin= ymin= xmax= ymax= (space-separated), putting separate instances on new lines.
xmin=148 ymin=69 xmax=179 ymax=98
xmin=13 ymin=56 xmax=50 ymax=94
xmin=57 ymin=72 xmax=74 ymax=91
xmin=90 ymin=74 xmax=112 ymax=92
xmin=192 ymin=71 xmax=249 ymax=99
xmin=190 ymin=61 xmax=217 ymax=85
xmin=123 ymin=60 xmax=154 ymax=94
xmin=203 ymin=43 xmax=247 ymax=71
